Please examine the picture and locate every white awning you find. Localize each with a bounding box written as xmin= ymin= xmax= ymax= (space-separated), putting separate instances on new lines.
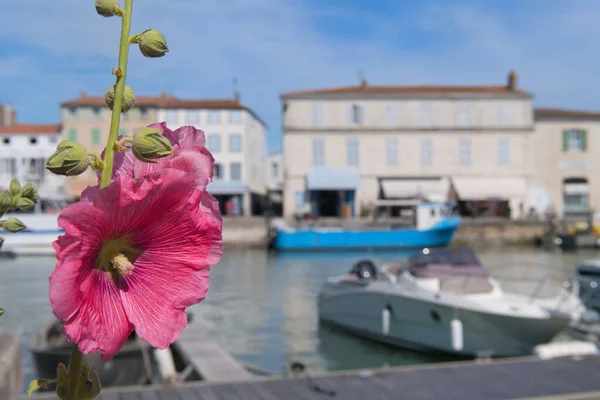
xmin=380 ymin=178 xmax=449 ymax=202
xmin=452 ymin=177 xmax=527 ymax=200
xmin=564 ymin=183 xmax=589 ymax=195
xmin=306 ymin=167 xmax=361 ymax=190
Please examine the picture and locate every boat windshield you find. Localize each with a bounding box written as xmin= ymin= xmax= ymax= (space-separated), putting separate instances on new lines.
xmin=407 ymin=248 xmax=488 ymax=279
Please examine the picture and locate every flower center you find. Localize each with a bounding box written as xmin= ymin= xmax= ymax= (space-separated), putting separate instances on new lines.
xmin=96 ymin=236 xmax=141 ymax=277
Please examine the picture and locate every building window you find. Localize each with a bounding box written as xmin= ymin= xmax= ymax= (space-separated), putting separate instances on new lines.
xmin=230 ymin=163 xmax=242 ymax=180
xmin=49 ymin=135 xmax=59 ymax=144
xmin=91 ymin=107 xmax=103 ymax=120
xmin=420 ymin=103 xmax=432 ymax=126
xmin=0 ymin=158 xmax=16 ymax=174
xmin=349 ymin=104 xmax=364 ymax=125
xmin=213 ymin=163 xmax=223 ymax=179
xmin=166 ymin=110 xmax=178 ymax=123
xmin=563 ymin=178 xmax=589 ymax=215
xmin=208 ymin=134 xmax=221 ymax=152
xmin=420 ymin=138 xmax=433 ymax=165
xmin=67 ymin=107 xmax=79 ymax=120
xmin=387 ymin=104 xmax=397 ymax=125
xmin=458 ymin=103 xmax=471 ymax=126
xmin=271 ymin=162 xmax=279 ymax=178
xmin=92 ymin=128 xmax=101 ymax=145
xmin=386 ymin=138 xmax=398 ymax=166
xmin=229 ymin=134 xmax=242 ymax=152
xmin=347 ymin=138 xmax=359 ymax=166
xmin=208 ymin=110 xmax=220 ymax=123
xmin=29 ymin=137 xmax=38 ymax=145
xmin=140 ymin=107 xmax=149 ymax=120
xmin=497 ymin=104 xmax=509 ymax=125
xmin=312 ymin=103 xmax=324 ymax=127
xmin=497 ymin=139 xmax=509 ymax=165
xmin=2 ymin=137 xmax=9 ymax=145
xmin=229 ymin=110 xmax=241 ymax=123
xmin=67 ymin=128 xmax=77 ymax=142
xmin=459 ymin=138 xmax=471 ymax=165
xmin=563 ymin=129 xmax=587 ymax=152
xmin=186 ymin=111 xmax=199 ymax=124
xmin=312 ymin=139 xmax=324 ymax=166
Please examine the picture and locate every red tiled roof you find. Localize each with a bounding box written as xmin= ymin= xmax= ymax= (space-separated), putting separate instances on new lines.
xmin=535 ymin=108 xmax=600 ymax=121
xmin=0 ymin=124 xmax=61 ymax=135
xmin=281 ymin=84 xmax=531 ymax=97
xmin=60 ymin=94 xmax=267 ymax=127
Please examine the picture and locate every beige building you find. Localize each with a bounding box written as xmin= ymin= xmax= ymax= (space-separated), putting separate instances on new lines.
xmin=60 ymin=92 xmax=267 ymax=215
xmin=60 ymin=91 xmax=159 ymax=196
xmin=281 ymin=71 xmax=536 ymax=219
xmin=533 ymin=108 xmax=600 ymax=218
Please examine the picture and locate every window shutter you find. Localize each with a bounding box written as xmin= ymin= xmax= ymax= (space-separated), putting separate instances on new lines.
xmin=562 ymin=130 xmax=568 ymax=152
xmin=582 ymin=130 xmax=588 ymax=152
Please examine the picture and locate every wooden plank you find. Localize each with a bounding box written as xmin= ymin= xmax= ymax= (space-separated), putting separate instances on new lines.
xmin=174 ymin=338 xmax=252 ymax=383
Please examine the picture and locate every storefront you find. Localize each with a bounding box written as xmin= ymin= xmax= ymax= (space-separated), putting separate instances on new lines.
xmin=206 ymin=181 xmax=247 ymax=217
xmin=305 ymin=167 xmax=361 ymax=218
xmin=563 ymin=177 xmax=589 ymax=217
xmin=450 ymin=177 xmax=528 ymax=219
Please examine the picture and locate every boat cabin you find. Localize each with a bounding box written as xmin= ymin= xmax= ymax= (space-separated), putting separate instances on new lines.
xmin=372 ymin=200 xmax=457 ymax=230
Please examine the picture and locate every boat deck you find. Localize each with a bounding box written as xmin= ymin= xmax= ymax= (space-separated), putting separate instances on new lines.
xmin=26 ymin=355 xmax=600 ymax=400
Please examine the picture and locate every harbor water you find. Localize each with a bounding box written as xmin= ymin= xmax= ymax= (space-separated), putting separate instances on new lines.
xmin=0 ymin=248 xmax=594 ymax=389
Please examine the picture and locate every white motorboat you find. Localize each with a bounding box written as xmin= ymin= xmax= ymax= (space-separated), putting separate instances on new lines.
xmin=318 ymin=248 xmax=585 ymax=357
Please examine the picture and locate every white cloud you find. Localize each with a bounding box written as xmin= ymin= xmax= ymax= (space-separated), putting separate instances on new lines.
xmin=3 ymin=0 xmax=600 ymax=151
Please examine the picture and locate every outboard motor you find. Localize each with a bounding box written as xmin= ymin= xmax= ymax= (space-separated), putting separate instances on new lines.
xmin=350 ymin=260 xmax=378 ymax=280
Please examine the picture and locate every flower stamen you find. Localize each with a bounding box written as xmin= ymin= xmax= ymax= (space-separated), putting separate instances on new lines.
xmin=111 ymin=253 xmax=134 ymax=276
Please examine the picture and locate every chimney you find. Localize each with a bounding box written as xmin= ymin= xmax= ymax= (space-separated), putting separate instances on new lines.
xmin=10 ymin=110 xmax=16 ymax=125
xmin=79 ymin=90 xmax=87 ymax=98
xmin=360 ymin=78 xmax=367 ymax=89
xmin=507 ymin=69 xmax=517 ymax=90
xmin=161 ymin=91 xmax=168 ymax=98
xmin=0 ymin=104 xmax=15 ymax=126
xmin=234 ymin=91 xmax=240 ymax=102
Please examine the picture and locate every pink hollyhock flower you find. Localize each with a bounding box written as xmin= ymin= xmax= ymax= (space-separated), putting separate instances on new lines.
xmin=49 ymin=169 xmax=222 ymax=360
xmin=103 ymin=122 xmax=213 ymax=190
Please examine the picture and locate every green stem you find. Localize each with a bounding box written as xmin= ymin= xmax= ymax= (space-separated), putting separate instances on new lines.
xmin=100 ymin=0 xmax=133 ymax=189
xmin=67 ymin=346 xmax=83 ymax=400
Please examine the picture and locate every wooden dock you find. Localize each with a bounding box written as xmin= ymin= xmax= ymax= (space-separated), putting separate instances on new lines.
xmin=25 ymin=355 xmax=600 ymax=400
xmin=172 ymin=318 xmax=252 ymax=382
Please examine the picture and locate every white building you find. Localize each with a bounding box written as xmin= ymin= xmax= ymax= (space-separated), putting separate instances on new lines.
xmin=266 ymin=152 xmax=284 ymax=214
xmin=156 ymin=95 xmax=267 ymax=216
xmin=0 ymin=122 xmax=66 ymax=206
xmin=281 ymin=71 xmax=535 ymax=219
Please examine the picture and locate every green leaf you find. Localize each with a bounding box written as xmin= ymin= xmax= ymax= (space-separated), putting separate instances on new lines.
xmin=27 ymin=379 xmax=51 ymax=396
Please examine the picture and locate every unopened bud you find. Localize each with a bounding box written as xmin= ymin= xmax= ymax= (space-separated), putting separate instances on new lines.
xmin=105 ymin=85 xmax=136 ymax=112
xmin=16 ymin=198 xmax=35 ymax=212
xmin=8 ymin=179 xmax=20 ymax=196
xmin=46 ymin=141 xmax=90 ymax=176
xmin=132 ymin=128 xmax=173 ymax=163
xmin=21 ymin=183 xmax=37 ymax=201
xmin=2 ymin=217 xmax=26 ymax=233
xmin=134 ymin=29 xmax=169 ymax=58
xmin=95 ymin=0 xmax=120 ymax=17
xmin=0 ymin=191 xmax=13 ymax=209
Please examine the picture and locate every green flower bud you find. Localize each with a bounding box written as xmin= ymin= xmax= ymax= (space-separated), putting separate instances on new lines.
xmin=136 ymin=29 xmax=169 ymax=58
xmin=105 ymin=85 xmax=136 ymax=112
xmin=0 ymin=191 xmax=14 ymax=209
xmin=132 ymin=128 xmax=173 ymax=163
xmin=95 ymin=0 xmax=120 ymax=17
xmin=21 ymin=183 xmax=37 ymax=201
xmin=2 ymin=217 xmax=26 ymax=233
xmin=46 ymin=141 xmax=90 ymax=176
xmin=16 ymin=198 xmax=35 ymax=212
xmin=8 ymin=179 xmax=20 ymax=196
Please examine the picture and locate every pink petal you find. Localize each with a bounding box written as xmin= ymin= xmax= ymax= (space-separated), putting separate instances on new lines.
xmin=50 ymin=202 xmax=131 ymax=360
xmin=171 ymin=125 xmax=206 ymax=148
xmin=168 ymin=147 xmax=214 ymax=190
xmin=121 ymin=264 xmax=210 ymax=349
xmin=79 ymin=186 xmax=99 ymax=203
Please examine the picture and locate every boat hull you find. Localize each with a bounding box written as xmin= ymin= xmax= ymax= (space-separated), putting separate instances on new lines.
xmin=274 ymin=217 xmax=461 ymax=252
xmin=318 ymin=288 xmax=571 ymax=357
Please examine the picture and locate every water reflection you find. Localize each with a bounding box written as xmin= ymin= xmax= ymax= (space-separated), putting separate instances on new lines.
xmin=0 ymin=248 xmax=598 ymax=381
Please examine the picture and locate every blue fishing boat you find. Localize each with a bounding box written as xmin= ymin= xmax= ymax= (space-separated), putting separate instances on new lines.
xmin=273 ymin=202 xmax=461 ymax=252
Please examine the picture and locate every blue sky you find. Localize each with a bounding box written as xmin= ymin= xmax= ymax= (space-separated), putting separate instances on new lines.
xmin=2 ymin=0 xmax=600 ymax=153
